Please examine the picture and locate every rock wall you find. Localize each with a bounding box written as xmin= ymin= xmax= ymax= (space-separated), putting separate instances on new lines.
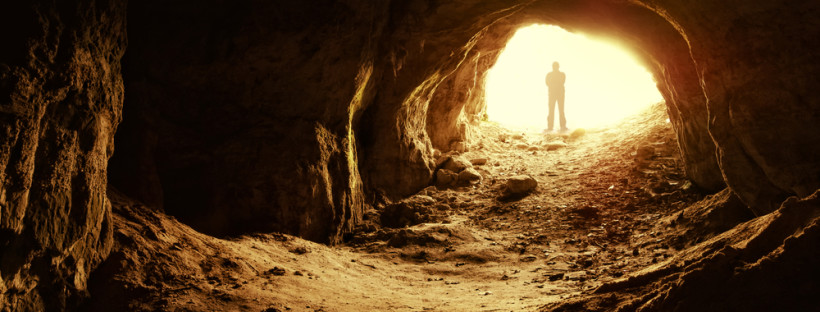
xmin=358 ymin=1 xmax=531 ymax=198
xmin=3 ymin=0 xmax=819 ymax=308
xmin=637 ymin=0 xmax=820 ymax=214
xmin=110 ymin=0 xmax=384 ymax=243
xmin=0 ymin=0 xmax=125 ymax=310
xmin=111 ymin=0 xmax=820 ymax=239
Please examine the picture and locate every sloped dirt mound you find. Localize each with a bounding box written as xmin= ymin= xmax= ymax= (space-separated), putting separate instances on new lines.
xmin=542 ymin=190 xmax=820 ymax=312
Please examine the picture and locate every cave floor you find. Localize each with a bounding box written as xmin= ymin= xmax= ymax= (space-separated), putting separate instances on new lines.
xmin=88 ymin=102 xmax=706 ymax=311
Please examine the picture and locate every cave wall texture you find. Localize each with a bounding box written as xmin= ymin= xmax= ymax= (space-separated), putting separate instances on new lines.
xmin=0 ymin=1 xmax=125 ymax=310
xmin=2 ymin=0 xmax=819 ymax=310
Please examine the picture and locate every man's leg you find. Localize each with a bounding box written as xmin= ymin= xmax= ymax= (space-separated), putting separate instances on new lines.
xmin=558 ymin=92 xmax=567 ymax=130
xmin=547 ymin=95 xmax=556 ymax=130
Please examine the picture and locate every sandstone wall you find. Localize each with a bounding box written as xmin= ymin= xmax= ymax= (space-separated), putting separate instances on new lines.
xmin=0 ymin=0 xmax=125 ymax=310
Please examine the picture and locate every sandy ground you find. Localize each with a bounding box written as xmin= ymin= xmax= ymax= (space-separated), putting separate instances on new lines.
xmin=87 ymin=102 xmax=706 ymax=311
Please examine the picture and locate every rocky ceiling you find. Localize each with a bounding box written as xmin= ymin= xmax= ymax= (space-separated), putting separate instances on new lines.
xmin=1 ymin=0 xmax=818 ymax=310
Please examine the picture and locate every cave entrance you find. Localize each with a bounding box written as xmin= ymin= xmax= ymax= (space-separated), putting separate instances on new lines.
xmin=484 ymin=24 xmax=663 ymax=131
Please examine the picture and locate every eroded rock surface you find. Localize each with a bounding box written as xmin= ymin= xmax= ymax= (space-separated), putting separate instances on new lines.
xmin=3 ymin=0 xmax=820 ymax=309
xmin=0 ymin=1 xmax=125 ymax=310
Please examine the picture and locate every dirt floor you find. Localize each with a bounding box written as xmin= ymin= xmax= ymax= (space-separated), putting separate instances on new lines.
xmin=86 ymin=102 xmax=713 ymax=311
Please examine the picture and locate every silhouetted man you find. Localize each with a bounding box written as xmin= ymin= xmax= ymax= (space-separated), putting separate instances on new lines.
xmin=545 ymin=61 xmax=567 ymax=132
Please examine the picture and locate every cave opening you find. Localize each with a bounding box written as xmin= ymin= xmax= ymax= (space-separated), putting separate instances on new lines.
xmin=484 ymin=24 xmax=663 ymax=131
xmin=4 ymin=0 xmax=820 ymax=310
xmin=98 ymin=9 xmax=714 ymax=310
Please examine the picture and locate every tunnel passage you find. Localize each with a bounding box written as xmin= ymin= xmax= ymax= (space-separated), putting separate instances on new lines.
xmin=4 ymin=0 xmax=820 ymax=310
xmin=107 ymin=0 xmax=820 ymax=244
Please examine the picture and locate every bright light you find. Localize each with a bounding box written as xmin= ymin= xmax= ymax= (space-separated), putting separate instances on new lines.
xmin=485 ymin=25 xmax=663 ymax=130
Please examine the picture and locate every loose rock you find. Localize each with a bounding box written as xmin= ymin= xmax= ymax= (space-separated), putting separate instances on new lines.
xmin=435 ymin=169 xmax=458 ymax=188
xmin=470 ymin=158 xmax=488 ymax=166
xmin=450 ymin=141 xmax=467 ymax=153
xmin=457 ymin=168 xmax=482 ymax=185
xmin=545 ymin=141 xmax=568 ymax=151
xmin=636 ymin=145 xmax=655 ymax=161
xmin=442 ymin=155 xmax=472 ymax=173
xmin=503 ymin=175 xmax=538 ymax=197
xmin=380 ymin=196 xmax=436 ymax=228
xmin=569 ymin=128 xmax=586 ymax=140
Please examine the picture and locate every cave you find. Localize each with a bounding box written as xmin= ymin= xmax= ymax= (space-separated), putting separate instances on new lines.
xmin=2 ymin=0 xmax=819 ymax=311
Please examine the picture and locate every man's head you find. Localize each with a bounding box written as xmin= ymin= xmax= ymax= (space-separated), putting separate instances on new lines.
xmin=552 ymin=61 xmax=560 ymax=71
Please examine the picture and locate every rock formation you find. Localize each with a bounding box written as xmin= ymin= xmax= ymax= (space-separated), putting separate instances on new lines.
xmin=2 ymin=0 xmax=819 ymax=310
xmin=0 ymin=1 xmax=125 ymax=310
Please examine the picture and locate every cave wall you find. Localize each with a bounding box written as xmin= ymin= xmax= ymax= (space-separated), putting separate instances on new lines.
xmin=0 ymin=0 xmax=125 ymax=310
xmin=3 ymin=0 xmax=819 ymax=308
xmin=110 ymin=0 xmax=386 ymax=242
xmin=358 ymin=1 xmax=532 ymax=197
xmin=425 ymin=35 xmax=506 ymax=152
xmin=110 ymin=0 xmax=820 ymax=240
xmin=638 ymin=0 xmax=820 ymax=214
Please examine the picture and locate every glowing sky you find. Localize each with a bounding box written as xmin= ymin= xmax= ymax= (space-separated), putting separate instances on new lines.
xmin=484 ymin=25 xmax=663 ymax=130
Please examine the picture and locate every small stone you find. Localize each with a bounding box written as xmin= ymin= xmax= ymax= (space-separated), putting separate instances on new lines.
xmin=457 ymin=168 xmax=482 ymax=185
xmin=548 ymin=272 xmax=564 ymax=281
xmin=435 ymin=169 xmax=458 ymax=187
xmin=266 ymin=267 xmax=286 ymax=276
xmin=544 ymin=141 xmax=568 ymax=151
xmin=503 ymin=175 xmax=538 ymax=196
xmin=442 ymin=155 xmax=472 ymax=173
xmin=519 ymin=255 xmax=537 ymax=262
xmin=636 ymin=145 xmax=655 ymax=161
xmin=527 ymin=146 xmax=539 ymax=151
xmin=421 ymin=185 xmax=437 ymax=196
xmin=565 ymin=271 xmax=587 ymax=281
xmin=569 ymin=128 xmax=586 ymax=140
xmin=512 ymin=134 xmax=524 ymax=140
xmin=411 ymin=194 xmax=436 ymax=204
xmin=470 ymin=158 xmax=488 ymax=166
xmin=515 ymin=143 xmax=529 ymax=150
xmin=289 ymin=246 xmax=308 ymax=255
xmin=450 ymin=141 xmax=467 ymax=153
xmin=435 ymin=154 xmax=451 ymax=168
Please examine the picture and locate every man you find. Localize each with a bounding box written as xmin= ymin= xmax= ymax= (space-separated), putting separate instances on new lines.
xmin=545 ymin=61 xmax=567 ymax=132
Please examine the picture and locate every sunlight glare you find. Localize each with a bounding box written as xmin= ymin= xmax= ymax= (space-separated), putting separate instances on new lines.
xmin=485 ymin=25 xmax=663 ymax=130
